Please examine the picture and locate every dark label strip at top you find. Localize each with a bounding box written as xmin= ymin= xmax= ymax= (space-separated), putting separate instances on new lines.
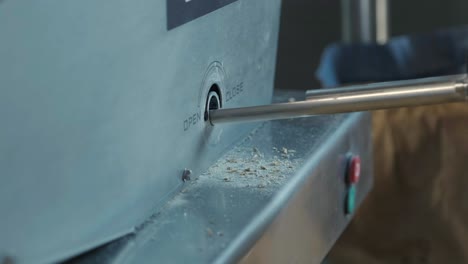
xmin=167 ymin=0 xmax=238 ymax=30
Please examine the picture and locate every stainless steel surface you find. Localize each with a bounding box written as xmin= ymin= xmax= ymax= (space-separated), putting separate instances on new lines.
xmin=238 ymin=113 xmax=372 ymax=264
xmin=341 ymin=0 xmax=389 ymax=44
xmin=209 ymin=75 xmax=468 ymax=125
xmin=0 ymin=1 xmax=282 ymax=263
xmin=65 ymin=110 xmax=373 ymax=264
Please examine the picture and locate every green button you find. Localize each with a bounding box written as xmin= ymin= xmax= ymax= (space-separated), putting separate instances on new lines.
xmin=346 ymin=185 xmax=357 ymax=215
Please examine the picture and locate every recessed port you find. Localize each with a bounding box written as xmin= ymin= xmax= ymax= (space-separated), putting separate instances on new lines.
xmin=204 ymin=84 xmax=222 ymax=122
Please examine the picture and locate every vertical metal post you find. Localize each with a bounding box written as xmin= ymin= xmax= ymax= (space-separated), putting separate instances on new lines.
xmin=375 ymin=0 xmax=389 ymax=44
xmin=341 ymin=0 xmax=389 ymax=44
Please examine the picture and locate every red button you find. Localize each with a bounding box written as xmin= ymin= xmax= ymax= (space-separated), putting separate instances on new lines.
xmin=348 ymin=155 xmax=361 ymax=184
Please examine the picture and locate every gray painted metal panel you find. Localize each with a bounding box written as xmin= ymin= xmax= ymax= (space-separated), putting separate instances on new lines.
xmin=0 ymin=1 xmax=281 ymax=263
xmin=64 ymin=111 xmax=373 ymax=264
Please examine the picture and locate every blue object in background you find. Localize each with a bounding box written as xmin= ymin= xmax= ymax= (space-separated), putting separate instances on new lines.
xmin=316 ymin=27 xmax=468 ymax=87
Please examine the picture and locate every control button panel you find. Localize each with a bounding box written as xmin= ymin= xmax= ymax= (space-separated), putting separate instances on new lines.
xmin=346 ymin=185 xmax=357 ymax=215
xmin=345 ymin=154 xmax=361 ymax=215
xmin=348 ymin=155 xmax=361 ymax=184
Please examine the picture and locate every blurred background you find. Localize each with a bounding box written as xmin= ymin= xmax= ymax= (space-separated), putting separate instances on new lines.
xmin=275 ymin=1 xmax=468 ymax=263
xmin=275 ymin=0 xmax=468 ymax=90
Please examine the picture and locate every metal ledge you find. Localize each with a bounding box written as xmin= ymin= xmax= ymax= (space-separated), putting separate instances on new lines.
xmin=67 ymin=110 xmax=373 ymax=264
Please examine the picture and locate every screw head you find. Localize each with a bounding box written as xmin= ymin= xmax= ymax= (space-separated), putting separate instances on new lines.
xmin=182 ymin=169 xmax=192 ymax=182
xmin=2 ymin=256 xmax=14 ymax=264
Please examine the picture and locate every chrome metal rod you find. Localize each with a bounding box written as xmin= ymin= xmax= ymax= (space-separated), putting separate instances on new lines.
xmin=209 ymin=75 xmax=468 ymax=125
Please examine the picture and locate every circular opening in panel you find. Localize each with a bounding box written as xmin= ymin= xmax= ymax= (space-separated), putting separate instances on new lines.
xmin=204 ymin=84 xmax=222 ymax=122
